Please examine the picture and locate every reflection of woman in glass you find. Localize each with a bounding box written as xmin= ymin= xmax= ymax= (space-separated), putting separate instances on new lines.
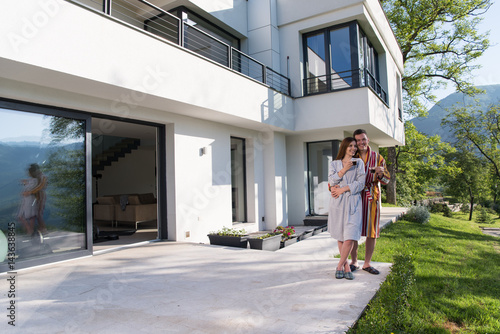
xmin=18 ymin=165 xmax=39 ymax=235
xmin=26 ymin=164 xmax=48 ymax=235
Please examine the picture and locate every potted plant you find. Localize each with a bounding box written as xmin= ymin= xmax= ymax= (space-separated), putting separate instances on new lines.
xmin=248 ymin=233 xmax=281 ymax=251
xmin=207 ymin=227 xmax=248 ymax=248
xmin=273 ymin=226 xmax=297 ymax=248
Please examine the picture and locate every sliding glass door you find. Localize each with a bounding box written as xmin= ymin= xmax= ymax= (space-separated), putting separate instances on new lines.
xmin=0 ymin=102 xmax=90 ymax=272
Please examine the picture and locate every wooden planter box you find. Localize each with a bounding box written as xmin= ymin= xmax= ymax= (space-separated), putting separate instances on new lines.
xmin=248 ymin=234 xmax=281 ymax=251
xmin=280 ymin=236 xmax=298 ymax=248
xmin=207 ymin=234 xmax=248 ymax=248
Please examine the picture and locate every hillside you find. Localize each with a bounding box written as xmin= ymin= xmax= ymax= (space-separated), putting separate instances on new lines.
xmin=411 ymin=84 xmax=500 ymax=142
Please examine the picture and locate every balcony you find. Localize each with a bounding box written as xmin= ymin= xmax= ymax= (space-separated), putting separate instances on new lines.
xmin=69 ymin=0 xmax=291 ymax=96
xmin=303 ymin=68 xmax=388 ymax=105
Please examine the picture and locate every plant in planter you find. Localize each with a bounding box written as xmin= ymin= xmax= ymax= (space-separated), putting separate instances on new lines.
xmin=273 ymin=226 xmax=297 ymax=248
xmin=207 ymin=227 xmax=248 ymax=248
xmin=248 ymin=233 xmax=281 ymax=251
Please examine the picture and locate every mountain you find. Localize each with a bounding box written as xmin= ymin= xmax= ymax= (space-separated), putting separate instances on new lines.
xmin=411 ymin=84 xmax=500 ymax=142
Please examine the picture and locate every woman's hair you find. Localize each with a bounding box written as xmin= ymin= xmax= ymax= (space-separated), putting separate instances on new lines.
xmin=336 ymin=137 xmax=357 ymax=160
xmin=28 ymin=163 xmax=41 ymax=179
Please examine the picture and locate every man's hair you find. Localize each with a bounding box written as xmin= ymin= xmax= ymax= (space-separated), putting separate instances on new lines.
xmin=353 ymin=129 xmax=367 ymax=137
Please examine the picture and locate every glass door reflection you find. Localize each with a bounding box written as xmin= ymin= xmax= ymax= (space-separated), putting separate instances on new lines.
xmin=0 ymin=107 xmax=87 ymax=269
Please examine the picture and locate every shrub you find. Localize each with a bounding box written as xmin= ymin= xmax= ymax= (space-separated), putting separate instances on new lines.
xmin=442 ymin=205 xmax=452 ymax=217
xmin=403 ymin=206 xmax=430 ymax=224
xmin=349 ymin=253 xmax=423 ymax=333
xmin=460 ymin=203 xmax=470 ymax=214
xmin=493 ymin=203 xmax=500 ymax=217
xmin=429 ymin=202 xmax=443 ymax=213
xmin=476 ymin=206 xmax=492 ymax=224
xmin=429 ymin=202 xmax=452 ymax=217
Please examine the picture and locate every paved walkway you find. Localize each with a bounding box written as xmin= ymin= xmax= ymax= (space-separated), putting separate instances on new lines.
xmin=1 ymin=207 xmax=406 ymax=334
xmin=481 ymin=227 xmax=500 ymax=238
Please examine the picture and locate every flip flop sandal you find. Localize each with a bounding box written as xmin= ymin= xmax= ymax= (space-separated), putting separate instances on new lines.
xmin=349 ymin=264 xmax=360 ymax=272
xmin=335 ymin=270 xmax=345 ymax=279
xmin=344 ymin=271 xmax=354 ymax=280
xmin=362 ymin=266 xmax=380 ymax=275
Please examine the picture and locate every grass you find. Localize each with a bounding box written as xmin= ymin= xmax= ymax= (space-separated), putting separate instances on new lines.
xmin=351 ymin=211 xmax=500 ymax=333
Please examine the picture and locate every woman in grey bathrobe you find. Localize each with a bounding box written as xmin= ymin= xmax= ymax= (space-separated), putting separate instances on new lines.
xmin=327 ymin=137 xmax=365 ymax=280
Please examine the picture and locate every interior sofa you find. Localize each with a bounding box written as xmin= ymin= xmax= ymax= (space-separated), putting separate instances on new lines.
xmin=94 ymin=193 xmax=157 ymax=229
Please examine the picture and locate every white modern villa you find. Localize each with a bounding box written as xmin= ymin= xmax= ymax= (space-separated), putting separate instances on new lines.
xmin=0 ymin=0 xmax=404 ymax=271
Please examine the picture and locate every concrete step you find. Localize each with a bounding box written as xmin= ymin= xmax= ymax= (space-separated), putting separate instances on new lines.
xmin=303 ymin=215 xmax=328 ymax=226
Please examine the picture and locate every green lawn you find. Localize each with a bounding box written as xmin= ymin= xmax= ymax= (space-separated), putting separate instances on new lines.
xmin=351 ymin=211 xmax=500 ymax=333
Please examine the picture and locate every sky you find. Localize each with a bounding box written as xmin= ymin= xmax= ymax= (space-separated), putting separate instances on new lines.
xmin=433 ymin=1 xmax=500 ymax=101
xmin=0 ymin=109 xmax=48 ymax=142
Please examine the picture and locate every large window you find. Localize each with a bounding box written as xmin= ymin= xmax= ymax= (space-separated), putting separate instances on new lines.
xmin=0 ymin=103 xmax=89 ymax=272
xmin=307 ymin=140 xmax=340 ymax=215
xmin=303 ymin=21 xmax=386 ymax=102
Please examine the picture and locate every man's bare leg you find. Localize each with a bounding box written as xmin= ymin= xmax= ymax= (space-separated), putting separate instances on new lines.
xmin=363 ymin=237 xmax=376 ymax=268
xmin=350 ymin=241 xmax=359 ymax=267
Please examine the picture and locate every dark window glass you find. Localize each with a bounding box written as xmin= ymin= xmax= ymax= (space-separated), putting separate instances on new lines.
xmin=0 ymin=108 xmax=87 ymax=268
xmin=303 ymin=21 xmax=386 ymax=100
xmin=307 ymin=140 xmax=340 ymax=215
xmin=183 ymin=11 xmax=238 ymax=48
xmin=330 ymin=26 xmax=352 ymax=88
xmin=144 ymin=14 xmax=180 ymax=44
xmin=231 ymin=137 xmax=246 ymax=223
xmin=305 ymin=32 xmax=328 ymax=94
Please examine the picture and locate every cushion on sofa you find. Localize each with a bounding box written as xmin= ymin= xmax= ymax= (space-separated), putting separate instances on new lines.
xmin=139 ymin=193 xmax=157 ymax=204
xmin=97 ymin=196 xmax=115 ymax=205
xmin=128 ymin=195 xmax=141 ymax=205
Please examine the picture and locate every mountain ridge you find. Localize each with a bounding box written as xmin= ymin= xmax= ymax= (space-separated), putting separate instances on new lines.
xmin=411 ymin=84 xmax=500 ymax=142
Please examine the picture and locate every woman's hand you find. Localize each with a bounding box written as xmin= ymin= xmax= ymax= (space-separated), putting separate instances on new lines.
xmin=331 ymin=185 xmax=347 ymax=198
xmin=338 ymin=161 xmax=354 ymax=178
xmin=344 ymin=161 xmax=355 ymax=171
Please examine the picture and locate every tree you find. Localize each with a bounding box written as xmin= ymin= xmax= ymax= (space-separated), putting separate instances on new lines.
xmin=379 ymin=0 xmax=491 ymax=203
xmin=443 ymin=103 xmax=500 ymax=179
xmin=442 ymin=146 xmax=491 ymax=220
xmin=46 ymin=117 xmax=86 ymax=231
xmin=381 ymin=122 xmax=456 ymax=205
xmin=442 ymin=102 xmax=500 ymax=214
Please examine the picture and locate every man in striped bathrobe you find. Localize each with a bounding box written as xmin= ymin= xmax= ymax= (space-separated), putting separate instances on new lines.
xmin=349 ymin=129 xmax=390 ymax=275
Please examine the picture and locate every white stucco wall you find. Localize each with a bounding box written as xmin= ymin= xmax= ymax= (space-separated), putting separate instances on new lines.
xmin=0 ymin=0 xmax=294 ymax=133
xmin=0 ymin=0 xmax=404 ymax=250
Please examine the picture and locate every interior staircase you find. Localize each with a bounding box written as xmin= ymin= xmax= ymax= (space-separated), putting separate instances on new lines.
xmin=92 ymin=138 xmax=141 ymax=176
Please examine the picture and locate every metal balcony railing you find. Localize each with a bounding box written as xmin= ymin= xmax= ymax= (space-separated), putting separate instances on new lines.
xmin=68 ymin=0 xmax=291 ymax=96
xmin=304 ymin=68 xmax=388 ymax=105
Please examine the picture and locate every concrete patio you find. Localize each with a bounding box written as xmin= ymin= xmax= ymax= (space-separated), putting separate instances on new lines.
xmin=1 ymin=207 xmax=406 ymax=334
